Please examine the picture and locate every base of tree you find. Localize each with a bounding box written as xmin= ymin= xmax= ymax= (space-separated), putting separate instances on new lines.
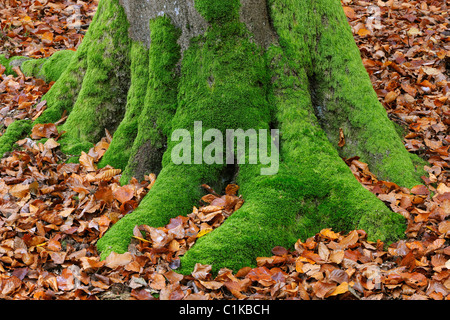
xmin=0 ymin=0 xmax=428 ymax=273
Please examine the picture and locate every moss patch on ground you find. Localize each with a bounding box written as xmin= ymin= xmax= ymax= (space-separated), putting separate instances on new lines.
xmin=21 ymin=50 xmax=75 ymax=82
xmin=0 ymin=120 xmax=32 ymax=156
xmin=56 ymin=0 xmax=131 ymax=156
xmin=0 ymin=55 xmax=31 ymax=76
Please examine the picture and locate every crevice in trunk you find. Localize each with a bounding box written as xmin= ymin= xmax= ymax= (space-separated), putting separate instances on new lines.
xmin=218 ymin=163 xmax=239 ymax=194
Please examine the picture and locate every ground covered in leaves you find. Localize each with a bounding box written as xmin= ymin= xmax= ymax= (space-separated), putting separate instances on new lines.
xmin=0 ymin=0 xmax=449 ymax=300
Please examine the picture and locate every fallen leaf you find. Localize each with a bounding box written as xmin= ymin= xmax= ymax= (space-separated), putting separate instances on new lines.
xmin=329 ymin=282 xmax=349 ymax=296
xmin=31 ymin=123 xmax=58 ymax=139
xmin=104 ymin=252 xmax=133 ymax=269
xmin=113 ymin=185 xmax=135 ymax=204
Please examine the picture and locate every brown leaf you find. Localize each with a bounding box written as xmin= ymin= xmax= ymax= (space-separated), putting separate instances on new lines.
xmin=271 ymin=246 xmax=288 ymax=256
xmin=411 ymin=185 xmax=430 ymax=195
xmin=113 ymin=185 xmax=135 ymax=204
xmin=8 ymin=184 xmax=30 ymax=199
xmin=330 ymin=250 xmax=345 ymax=264
xmin=79 ymin=151 xmax=96 ymax=172
xmin=223 ymin=281 xmax=246 ymax=299
xmin=191 ymin=263 xmax=212 ymax=281
xmin=31 ymin=123 xmax=58 ymax=139
xmin=318 ymin=242 xmax=330 ymax=261
xmin=149 ymin=227 xmax=171 ymax=249
xmin=131 ymin=288 xmax=157 ymax=300
xmin=246 ymin=266 xmax=273 ymax=283
xmin=385 ymin=91 xmax=398 ymax=104
xmin=313 ymin=281 xmax=336 ymax=299
xmin=199 ymin=280 xmax=224 ymax=290
xmin=338 ymin=230 xmax=359 ymax=249
xmin=149 ymin=273 xmax=166 ymax=290
xmin=104 ymin=252 xmax=133 ymax=269
xmin=46 ymin=237 xmax=62 ymax=252
xmin=95 ymin=169 xmax=121 ymax=181
xmin=56 ymin=269 xmax=75 ymax=291
xmin=343 ymin=6 xmax=356 ymax=19
xmin=225 ymin=184 xmax=240 ymax=196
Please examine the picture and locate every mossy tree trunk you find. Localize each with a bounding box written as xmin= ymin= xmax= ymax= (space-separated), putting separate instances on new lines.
xmin=1 ymin=0 xmax=426 ymax=273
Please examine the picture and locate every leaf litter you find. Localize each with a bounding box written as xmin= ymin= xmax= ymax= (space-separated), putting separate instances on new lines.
xmin=0 ymin=0 xmax=449 ymax=300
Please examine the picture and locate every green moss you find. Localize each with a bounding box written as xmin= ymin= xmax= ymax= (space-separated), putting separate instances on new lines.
xmin=179 ymin=42 xmax=405 ymax=274
xmin=0 ymin=120 xmax=32 ymax=156
xmin=0 ymin=55 xmax=31 ymax=76
xmin=98 ymin=41 xmax=149 ymax=174
xmin=21 ymin=50 xmax=75 ymax=82
xmin=194 ymin=0 xmax=241 ymax=23
xmin=50 ymin=0 xmax=131 ymax=157
xmin=66 ymin=156 xmax=80 ymax=164
xmin=0 ymin=54 xmax=8 ymax=70
xmin=20 ymin=58 xmax=45 ymax=78
xmin=272 ymin=0 xmax=422 ymax=188
xmin=98 ymin=16 xmax=272 ymax=260
xmin=33 ymin=33 xmax=91 ymax=125
xmin=118 ymin=16 xmax=181 ymax=184
xmin=99 ymin=0 xmax=409 ymax=273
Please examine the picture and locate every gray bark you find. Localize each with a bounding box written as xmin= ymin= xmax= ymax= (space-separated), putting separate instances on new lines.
xmin=118 ymin=0 xmax=277 ymax=51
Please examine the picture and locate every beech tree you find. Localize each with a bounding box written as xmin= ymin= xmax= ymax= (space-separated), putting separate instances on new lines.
xmin=0 ymin=0 xmax=426 ymax=273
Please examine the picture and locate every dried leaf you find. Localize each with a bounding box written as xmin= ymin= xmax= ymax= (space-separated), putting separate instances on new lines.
xmin=79 ymin=151 xmax=96 ymax=172
xmin=104 ymin=252 xmax=133 ymax=269
xmin=31 ymin=123 xmax=58 ymax=139
xmin=113 ymin=185 xmax=134 ymax=204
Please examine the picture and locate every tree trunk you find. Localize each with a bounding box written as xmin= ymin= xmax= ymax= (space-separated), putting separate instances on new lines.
xmin=1 ymin=0 xmax=426 ymax=273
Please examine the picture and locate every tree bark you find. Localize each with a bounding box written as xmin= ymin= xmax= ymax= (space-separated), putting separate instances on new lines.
xmin=0 ymin=0 xmax=427 ymax=273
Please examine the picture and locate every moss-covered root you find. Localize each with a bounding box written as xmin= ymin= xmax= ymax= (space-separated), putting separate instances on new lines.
xmin=0 ymin=120 xmax=32 ymax=156
xmin=21 ymin=50 xmax=75 ymax=83
xmin=269 ymin=46 xmax=407 ymax=244
xmin=302 ymin=0 xmax=423 ymax=188
xmin=179 ymin=62 xmax=405 ymax=274
xmin=37 ymin=0 xmax=132 ymax=157
xmin=179 ymin=158 xmax=403 ymax=274
xmin=97 ymin=41 xmax=149 ymax=174
xmin=98 ymin=5 xmax=273 ymax=260
xmin=114 ymin=16 xmax=181 ymax=185
xmin=96 ymin=162 xmax=223 ymax=259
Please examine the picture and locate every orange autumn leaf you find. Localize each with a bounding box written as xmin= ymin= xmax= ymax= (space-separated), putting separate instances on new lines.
xmin=320 ymin=228 xmax=340 ymax=240
xmin=411 ymin=185 xmax=430 ymax=196
xmin=225 ymin=184 xmax=240 ymax=196
xmin=343 ymin=6 xmax=356 ymax=19
xmin=79 ymin=151 xmax=96 ymax=172
xmin=338 ymin=230 xmax=359 ymax=249
xmin=31 ymin=123 xmax=58 ymax=139
xmin=329 ymin=282 xmax=349 ymax=296
xmin=357 ymin=28 xmax=371 ymax=37
xmin=113 ymin=184 xmax=135 ymax=203
xmin=41 ymin=31 xmax=54 ymax=45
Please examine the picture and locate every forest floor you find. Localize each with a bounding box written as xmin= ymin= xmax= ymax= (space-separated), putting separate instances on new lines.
xmin=0 ymin=0 xmax=448 ymax=300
